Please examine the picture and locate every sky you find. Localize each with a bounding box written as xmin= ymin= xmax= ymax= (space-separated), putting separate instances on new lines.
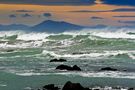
xmin=0 ymin=0 xmax=135 ymax=27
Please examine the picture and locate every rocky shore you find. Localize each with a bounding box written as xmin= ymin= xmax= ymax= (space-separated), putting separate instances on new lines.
xmin=33 ymin=58 xmax=134 ymax=90
xmin=37 ymin=81 xmax=134 ymax=90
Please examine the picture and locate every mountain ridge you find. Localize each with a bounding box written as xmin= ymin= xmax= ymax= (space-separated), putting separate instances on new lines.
xmin=31 ymin=20 xmax=84 ymax=32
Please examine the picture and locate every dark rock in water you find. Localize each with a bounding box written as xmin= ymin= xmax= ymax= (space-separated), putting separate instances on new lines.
xmin=39 ymin=81 xmax=133 ymax=90
xmin=43 ymin=84 xmax=59 ymax=90
xmin=50 ymin=59 xmax=67 ymax=62
xmin=128 ymin=88 xmax=134 ymax=90
xmin=72 ymin=65 xmax=81 ymax=71
xmin=100 ymin=67 xmax=117 ymax=71
xmin=56 ymin=65 xmax=81 ymax=71
xmin=62 ymin=81 xmax=90 ymax=90
xmin=123 ymin=69 xmax=127 ymax=71
xmin=56 ymin=65 xmax=73 ymax=70
xmin=72 ymin=52 xmax=84 ymax=55
xmin=6 ymin=50 xmax=14 ymax=52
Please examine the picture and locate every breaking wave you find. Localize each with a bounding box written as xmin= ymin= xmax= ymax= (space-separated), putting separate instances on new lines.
xmin=14 ymin=71 xmax=135 ymax=79
xmin=0 ymin=28 xmax=135 ymax=41
xmin=42 ymin=50 xmax=135 ymax=59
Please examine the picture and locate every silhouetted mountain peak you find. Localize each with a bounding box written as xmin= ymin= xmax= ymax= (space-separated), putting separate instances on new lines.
xmin=31 ymin=20 xmax=84 ymax=32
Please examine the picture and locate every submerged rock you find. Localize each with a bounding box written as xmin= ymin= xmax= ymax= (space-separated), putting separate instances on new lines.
xmin=72 ymin=65 xmax=81 ymax=71
xmin=62 ymin=81 xmax=90 ymax=90
xmin=72 ymin=52 xmax=84 ymax=55
xmin=50 ymin=59 xmax=67 ymax=62
xmin=100 ymin=67 xmax=117 ymax=71
xmin=56 ymin=65 xmax=81 ymax=71
xmin=43 ymin=84 xmax=59 ymax=90
xmin=6 ymin=50 xmax=14 ymax=52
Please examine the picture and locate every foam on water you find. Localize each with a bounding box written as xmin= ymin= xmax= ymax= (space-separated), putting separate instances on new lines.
xmin=91 ymin=31 xmax=135 ymax=39
xmin=63 ymin=28 xmax=135 ymax=39
xmin=17 ymin=32 xmax=51 ymax=41
xmin=42 ymin=50 xmax=135 ymax=59
xmin=0 ymin=84 xmax=7 ymax=87
xmin=0 ymin=41 xmax=43 ymax=49
xmin=0 ymin=28 xmax=135 ymax=41
xmin=14 ymin=71 xmax=135 ymax=79
xmin=0 ymin=28 xmax=134 ymax=49
xmin=0 ymin=30 xmax=24 ymax=37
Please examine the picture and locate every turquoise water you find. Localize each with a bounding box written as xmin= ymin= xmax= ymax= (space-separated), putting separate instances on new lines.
xmin=0 ymin=29 xmax=135 ymax=89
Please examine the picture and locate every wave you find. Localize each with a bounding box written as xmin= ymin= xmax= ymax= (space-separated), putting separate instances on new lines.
xmin=0 ymin=28 xmax=135 ymax=41
xmin=63 ymin=28 xmax=135 ymax=39
xmin=17 ymin=32 xmax=51 ymax=41
xmin=14 ymin=71 xmax=135 ymax=79
xmin=42 ymin=50 xmax=135 ymax=59
xmin=0 ymin=84 xmax=7 ymax=87
xmin=0 ymin=28 xmax=134 ymax=50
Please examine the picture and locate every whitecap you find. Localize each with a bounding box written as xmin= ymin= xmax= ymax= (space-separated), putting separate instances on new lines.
xmin=14 ymin=71 xmax=135 ymax=79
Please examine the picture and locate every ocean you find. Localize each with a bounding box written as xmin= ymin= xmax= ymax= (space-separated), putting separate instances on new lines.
xmin=0 ymin=28 xmax=135 ymax=90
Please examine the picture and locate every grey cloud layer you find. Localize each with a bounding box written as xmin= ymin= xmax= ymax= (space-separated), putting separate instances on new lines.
xmin=70 ymin=8 xmax=135 ymax=13
xmin=0 ymin=0 xmax=95 ymax=5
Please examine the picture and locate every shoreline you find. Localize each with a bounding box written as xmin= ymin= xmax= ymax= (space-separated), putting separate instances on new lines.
xmin=37 ymin=81 xmax=134 ymax=90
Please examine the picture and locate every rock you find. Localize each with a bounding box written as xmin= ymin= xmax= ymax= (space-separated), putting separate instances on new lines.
xmin=123 ymin=69 xmax=127 ymax=71
xmin=100 ymin=67 xmax=117 ymax=71
xmin=56 ymin=65 xmax=81 ymax=71
xmin=43 ymin=84 xmax=59 ymax=90
xmin=62 ymin=81 xmax=90 ymax=90
xmin=72 ymin=65 xmax=81 ymax=71
xmin=6 ymin=50 xmax=14 ymax=52
xmin=50 ymin=59 xmax=67 ymax=62
xmin=56 ymin=65 xmax=73 ymax=70
xmin=72 ymin=52 xmax=84 ymax=55
xmin=128 ymin=88 xmax=134 ymax=90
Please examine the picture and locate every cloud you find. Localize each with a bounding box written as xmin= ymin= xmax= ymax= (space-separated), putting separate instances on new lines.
xmin=15 ymin=10 xmax=34 ymax=12
xmin=21 ymin=13 xmax=32 ymax=17
xmin=102 ymin=0 xmax=135 ymax=6
xmin=91 ymin=16 xmax=104 ymax=19
xmin=0 ymin=0 xmax=95 ymax=5
xmin=43 ymin=13 xmax=52 ymax=17
xmin=69 ymin=10 xmax=104 ymax=13
xmin=119 ymin=20 xmax=135 ymax=24
xmin=70 ymin=8 xmax=135 ymax=13
xmin=111 ymin=8 xmax=135 ymax=12
xmin=113 ymin=16 xmax=135 ymax=18
xmin=9 ymin=14 xmax=16 ymax=18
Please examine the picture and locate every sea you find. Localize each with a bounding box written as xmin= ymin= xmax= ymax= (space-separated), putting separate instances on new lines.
xmin=0 ymin=28 xmax=135 ymax=90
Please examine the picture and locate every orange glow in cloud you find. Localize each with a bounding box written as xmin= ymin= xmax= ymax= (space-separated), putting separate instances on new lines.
xmin=0 ymin=3 xmax=135 ymax=26
xmin=0 ymin=3 xmax=132 ymax=11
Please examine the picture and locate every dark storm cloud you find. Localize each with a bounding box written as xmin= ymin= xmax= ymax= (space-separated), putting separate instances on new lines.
xmin=9 ymin=14 xmax=16 ymax=18
xmin=91 ymin=16 xmax=104 ymax=19
xmin=0 ymin=0 xmax=95 ymax=5
xmin=111 ymin=8 xmax=135 ymax=12
xmin=21 ymin=13 xmax=32 ymax=17
xmin=102 ymin=0 xmax=135 ymax=6
xmin=43 ymin=13 xmax=52 ymax=17
xmin=119 ymin=20 xmax=135 ymax=24
xmin=69 ymin=10 xmax=104 ymax=12
xmin=70 ymin=8 xmax=135 ymax=13
xmin=15 ymin=10 xmax=34 ymax=12
xmin=113 ymin=16 xmax=135 ymax=18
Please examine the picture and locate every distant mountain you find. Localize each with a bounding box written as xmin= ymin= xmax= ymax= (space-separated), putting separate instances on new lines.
xmin=1 ymin=21 xmax=135 ymax=33
xmin=88 ymin=24 xmax=107 ymax=28
xmin=0 ymin=24 xmax=30 ymax=31
xmin=31 ymin=20 xmax=84 ymax=32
